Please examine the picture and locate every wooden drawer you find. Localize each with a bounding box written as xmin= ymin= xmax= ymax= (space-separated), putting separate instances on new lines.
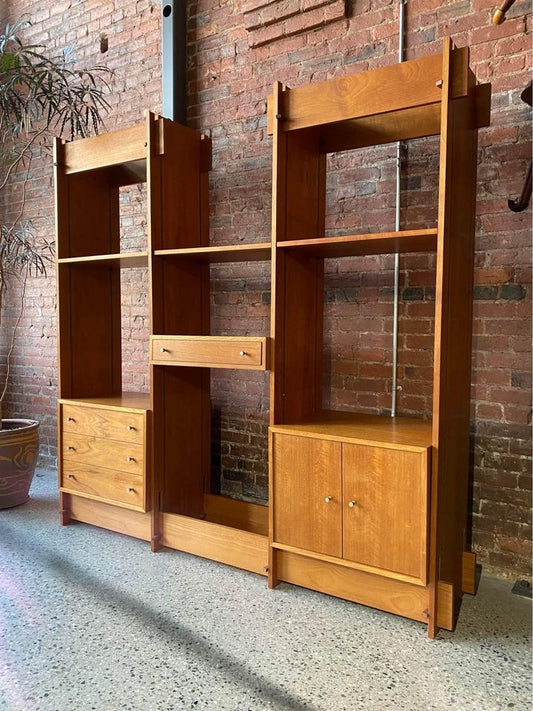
xmin=62 ymin=404 xmax=144 ymax=444
xmin=62 ymin=433 xmax=144 ymax=475
xmin=150 ymin=336 xmax=270 ymax=370
xmin=61 ymin=461 xmax=145 ymax=510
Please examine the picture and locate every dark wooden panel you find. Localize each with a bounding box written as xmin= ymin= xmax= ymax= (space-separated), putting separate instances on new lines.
xmin=284 ymin=129 xmax=325 ymax=240
xmin=273 ymin=119 xmax=325 ymax=422
xmin=160 ymin=121 xmax=209 ymax=249
xmin=281 ymin=251 xmax=323 ymax=421
xmin=66 ymin=264 xmax=121 ymax=398
xmin=66 ymin=171 xmax=119 ymax=257
xmin=158 ymin=366 xmax=206 ymax=517
xmin=157 ymin=257 xmax=208 ymax=336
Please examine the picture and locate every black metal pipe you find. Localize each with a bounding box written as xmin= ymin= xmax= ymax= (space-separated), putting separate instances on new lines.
xmin=161 ymin=0 xmax=187 ymax=124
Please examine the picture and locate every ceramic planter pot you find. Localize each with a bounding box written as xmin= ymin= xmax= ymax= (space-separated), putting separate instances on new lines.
xmin=0 ymin=419 xmax=39 ymax=508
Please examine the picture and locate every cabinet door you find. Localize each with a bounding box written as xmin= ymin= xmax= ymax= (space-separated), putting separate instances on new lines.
xmin=342 ymin=444 xmax=428 ymax=583
xmin=272 ymin=434 xmax=342 ymax=557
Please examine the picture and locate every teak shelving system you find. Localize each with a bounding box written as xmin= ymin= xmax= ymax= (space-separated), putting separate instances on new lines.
xmin=55 ymin=40 xmax=490 ymax=637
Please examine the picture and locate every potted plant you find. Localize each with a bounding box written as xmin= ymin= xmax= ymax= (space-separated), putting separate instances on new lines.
xmin=0 ymin=20 xmax=110 ymax=507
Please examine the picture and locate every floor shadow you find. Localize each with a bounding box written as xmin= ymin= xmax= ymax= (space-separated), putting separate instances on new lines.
xmin=0 ymin=520 xmax=315 ymax=711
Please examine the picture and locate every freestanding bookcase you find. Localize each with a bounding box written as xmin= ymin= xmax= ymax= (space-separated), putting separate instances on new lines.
xmin=55 ymin=39 xmax=490 ymax=637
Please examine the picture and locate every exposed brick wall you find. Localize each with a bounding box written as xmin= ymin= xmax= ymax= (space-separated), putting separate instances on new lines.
xmin=1 ymin=0 xmax=531 ymax=578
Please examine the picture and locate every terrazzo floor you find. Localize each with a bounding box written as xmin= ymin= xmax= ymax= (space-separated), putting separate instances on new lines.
xmin=0 ymin=470 xmax=531 ymax=711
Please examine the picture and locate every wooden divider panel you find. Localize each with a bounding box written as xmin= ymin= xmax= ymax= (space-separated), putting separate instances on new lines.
xmin=430 ymin=39 xmax=479 ymax=634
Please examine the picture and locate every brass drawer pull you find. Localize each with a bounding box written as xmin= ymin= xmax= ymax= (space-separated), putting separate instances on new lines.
xmin=126 ymin=487 xmax=135 ymax=493
xmin=324 ymin=496 xmax=332 ymax=503
xmin=67 ymin=446 xmax=76 ymax=451
xmin=66 ymin=417 xmax=75 ymax=422
xmin=127 ymin=425 xmax=136 ymax=431
xmin=127 ymin=456 xmax=136 ymax=462
xmin=160 ymin=347 xmax=168 ymax=353
xmin=67 ymin=473 xmax=75 ymax=479
xmin=348 ymin=500 xmax=356 ymax=508
xmin=239 ymin=351 xmax=247 ymax=356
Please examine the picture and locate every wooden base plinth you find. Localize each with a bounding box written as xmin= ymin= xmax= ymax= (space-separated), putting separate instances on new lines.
xmin=160 ymin=512 xmax=268 ymax=575
xmin=276 ymin=549 xmax=430 ymax=624
xmin=68 ymin=495 xmax=151 ymax=541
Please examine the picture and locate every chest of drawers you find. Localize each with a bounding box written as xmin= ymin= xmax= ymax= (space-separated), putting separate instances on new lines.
xmin=59 ymin=401 xmax=150 ymax=512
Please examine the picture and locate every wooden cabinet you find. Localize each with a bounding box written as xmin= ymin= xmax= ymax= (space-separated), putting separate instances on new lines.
xmin=55 ymin=113 xmax=209 ymax=537
xmin=271 ymin=422 xmax=430 ymax=585
xmin=54 ymin=40 xmax=489 ymax=636
xmin=59 ymin=400 xmax=149 ymax=512
xmin=267 ymin=38 xmax=490 ymax=636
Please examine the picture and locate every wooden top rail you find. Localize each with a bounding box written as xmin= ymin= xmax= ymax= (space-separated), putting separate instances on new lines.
xmin=59 ymin=123 xmax=148 ymax=175
xmin=267 ymin=46 xmax=470 ymax=136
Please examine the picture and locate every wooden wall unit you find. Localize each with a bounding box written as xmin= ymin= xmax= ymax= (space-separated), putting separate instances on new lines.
xmin=267 ymin=38 xmax=490 ymax=637
xmin=55 ymin=112 xmax=270 ymax=570
xmin=55 ymin=40 xmax=489 ymax=637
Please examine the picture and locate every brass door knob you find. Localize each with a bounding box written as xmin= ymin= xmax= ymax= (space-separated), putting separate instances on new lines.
xmin=348 ymin=500 xmax=356 ymax=508
xmin=324 ymin=496 xmax=332 ymax=503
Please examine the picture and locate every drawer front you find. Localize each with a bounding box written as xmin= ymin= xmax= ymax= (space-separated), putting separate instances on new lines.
xmin=61 ymin=461 xmax=145 ymax=509
xmin=62 ymin=404 xmax=144 ymax=444
xmin=151 ymin=337 xmax=268 ymax=369
xmin=63 ymin=433 xmax=144 ymax=475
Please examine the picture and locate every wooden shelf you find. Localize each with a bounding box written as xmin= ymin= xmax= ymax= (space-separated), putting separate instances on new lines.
xmin=58 ymin=252 xmax=148 ymax=268
xmin=278 ymin=229 xmax=438 ymax=258
xmin=153 ymin=243 xmax=271 ymax=263
xmin=270 ymin=411 xmax=433 ymax=451
xmin=59 ymin=392 xmax=151 ymax=412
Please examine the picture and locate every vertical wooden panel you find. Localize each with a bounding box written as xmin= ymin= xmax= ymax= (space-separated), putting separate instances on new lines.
xmin=272 ymin=433 xmax=342 ymax=556
xmin=159 ymin=366 xmax=205 ymax=517
xmin=273 ymin=122 xmax=326 ymax=422
xmin=430 ymin=39 xmax=479 ymax=630
xmin=282 ymin=251 xmax=324 ymax=421
xmin=342 ymin=444 xmax=429 ymax=583
xmin=66 ymin=171 xmax=119 ymax=257
xmin=270 ymin=83 xmax=288 ymax=425
xmin=284 ymin=129 xmax=325 ymax=240
xmin=160 ymin=121 xmax=207 ymax=249
xmin=63 ymin=264 xmax=121 ymax=398
xmin=462 ymin=551 xmax=477 ymax=594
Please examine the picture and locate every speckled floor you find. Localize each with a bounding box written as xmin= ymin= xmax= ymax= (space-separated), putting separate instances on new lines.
xmin=0 ymin=470 xmax=530 ymax=711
